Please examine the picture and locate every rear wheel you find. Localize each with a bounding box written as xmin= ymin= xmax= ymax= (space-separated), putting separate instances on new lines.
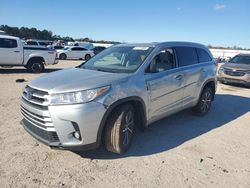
xmin=85 ymin=54 xmax=91 ymax=61
xmin=59 ymin=53 xmax=67 ymax=60
xmin=27 ymin=60 xmax=44 ymax=73
xmin=193 ymin=87 xmax=213 ymax=115
xmin=105 ymin=104 xmax=135 ymax=154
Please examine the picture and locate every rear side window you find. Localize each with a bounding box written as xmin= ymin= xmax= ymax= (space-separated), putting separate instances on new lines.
xmin=26 ymin=41 xmax=38 ymax=45
xmin=196 ymin=48 xmax=212 ymax=62
xmin=175 ymin=47 xmax=198 ymax=67
xmin=0 ymin=38 xmax=17 ymax=48
xmin=72 ymin=47 xmax=86 ymax=51
xmin=38 ymin=42 xmax=47 ymax=46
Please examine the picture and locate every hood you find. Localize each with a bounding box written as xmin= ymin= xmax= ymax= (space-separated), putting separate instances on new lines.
xmin=223 ymin=62 xmax=250 ymax=70
xmin=29 ymin=68 xmax=129 ymax=94
xmin=56 ymin=49 xmax=66 ymax=53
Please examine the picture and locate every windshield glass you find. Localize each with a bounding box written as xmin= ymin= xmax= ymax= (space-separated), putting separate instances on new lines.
xmin=81 ymin=46 xmax=154 ymax=73
xmin=229 ymin=55 xmax=250 ymax=65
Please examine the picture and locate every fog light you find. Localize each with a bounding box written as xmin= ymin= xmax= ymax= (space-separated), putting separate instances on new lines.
xmin=73 ymin=131 xmax=80 ymax=139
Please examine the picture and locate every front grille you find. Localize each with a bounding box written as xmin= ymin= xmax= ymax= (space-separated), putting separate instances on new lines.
xmin=224 ymin=68 xmax=245 ymax=77
xmin=23 ymin=119 xmax=59 ymax=142
xmin=21 ymin=105 xmax=53 ymax=129
xmin=21 ymin=85 xmax=59 ymax=143
xmin=22 ymin=86 xmax=49 ymax=109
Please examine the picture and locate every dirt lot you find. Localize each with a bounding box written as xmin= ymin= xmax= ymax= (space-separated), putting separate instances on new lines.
xmin=0 ymin=60 xmax=250 ymax=188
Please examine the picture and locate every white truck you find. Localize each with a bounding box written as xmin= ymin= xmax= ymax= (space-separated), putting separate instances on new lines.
xmin=0 ymin=35 xmax=58 ymax=73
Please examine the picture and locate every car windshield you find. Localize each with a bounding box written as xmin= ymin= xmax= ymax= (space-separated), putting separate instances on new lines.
xmin=229 ymin=55 xmax=250 ymax=65
xmin=81 ymin=46 xmax=154 ymax=73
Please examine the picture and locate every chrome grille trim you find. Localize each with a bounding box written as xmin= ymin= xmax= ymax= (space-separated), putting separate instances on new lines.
xmin=21 ymin=106 xmax=52 ymax=124
xmin=22 ymin=86 xmax=50 ymax=107
xmin=21 ymin=86 xmax=56 ymax=133
xmin=21 ymin=98 xmax=49 ymax=116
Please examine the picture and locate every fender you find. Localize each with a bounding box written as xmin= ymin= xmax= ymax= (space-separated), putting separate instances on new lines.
xmin=96 ymin=96 xmax=147 ymax=147
xmin=198 ymin=78 xmax=217 ymax=101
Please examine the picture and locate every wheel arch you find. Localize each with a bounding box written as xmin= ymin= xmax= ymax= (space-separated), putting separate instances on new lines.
xmin=27 ymin=56 xmax=45 ymax=65
xmin=199 ymin=78 xmax=216 ymax=101
xmin=96 ymin=96 xmax=147 ymax=147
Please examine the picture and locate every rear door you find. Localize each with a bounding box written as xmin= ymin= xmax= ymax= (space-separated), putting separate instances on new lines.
xmin=145 ymin=47 xmax=185 ymax=119
xmin=69 ymin=47 xmax=78 ymax=58
xmin=0 ymin=38 xmax=22 ymax=65
xmin=70 ymin=47 xmax=86 ymax=58
xmin=174 ymin=47 xmax=201 ymax=107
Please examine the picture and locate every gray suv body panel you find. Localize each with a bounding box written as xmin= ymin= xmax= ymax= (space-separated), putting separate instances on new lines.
xmin=20 ymin=42 xmax=217 ymax=150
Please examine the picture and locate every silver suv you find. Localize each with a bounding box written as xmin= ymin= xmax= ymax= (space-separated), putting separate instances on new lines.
xmin=21 ymin=42 xmax=217 ymax=154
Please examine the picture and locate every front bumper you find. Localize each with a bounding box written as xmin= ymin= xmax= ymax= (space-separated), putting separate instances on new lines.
xmin=217 ymin=71 xmax=250 ymax=86
xmin=21 ymin=99 xmax=106 ymax=150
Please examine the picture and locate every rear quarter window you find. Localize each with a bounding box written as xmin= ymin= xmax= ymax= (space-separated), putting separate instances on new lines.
xmin=196 ymin=48 xmax=212 ymax=63
xmin=175 ymin=47 xmax=198 ymax=67
xmin=0 ymin=38 xmax=18 ymax=48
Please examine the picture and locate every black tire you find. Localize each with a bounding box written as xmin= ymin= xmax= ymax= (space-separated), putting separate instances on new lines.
xmin=105 ymin=104 xmax=135 ymax=154
xmin=59 ymin=53 xmax=67 ymax=60
xmin=193 ymin=87 xmax=213 ymax=116
xmin=85 ymin=54 xmax=91 ymax=61
xmin=27 ymin=61 xmax=44 ymax=73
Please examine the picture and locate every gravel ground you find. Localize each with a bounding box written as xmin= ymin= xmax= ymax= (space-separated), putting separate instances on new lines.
xmin=0 ymin=60 xmax=250 ymax=188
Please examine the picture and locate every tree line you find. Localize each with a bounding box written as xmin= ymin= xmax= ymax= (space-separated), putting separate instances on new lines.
xmin=0 ymin=25 xmax=119 ymax=44
xmin=0 ymin=25 xmax=248 ymax=49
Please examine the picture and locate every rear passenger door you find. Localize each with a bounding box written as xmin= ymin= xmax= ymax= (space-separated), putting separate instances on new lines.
xmin=174 ymin=47 xmax=202 ymax=107
xmin=70 ymin=47 xmax=79 ymax=58
xmin=0 ymin=38 xmax=22 ymax=65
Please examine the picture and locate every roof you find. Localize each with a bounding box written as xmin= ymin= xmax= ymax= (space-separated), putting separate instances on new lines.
xmin=0 ymin=34 xmax=20 ymax=40
xmin=115 ymin=41 xmax=207 ymax=49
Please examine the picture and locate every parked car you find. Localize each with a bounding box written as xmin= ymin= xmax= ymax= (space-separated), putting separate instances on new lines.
xmin=53 ymin=45 xmax=64 ymax=50
xmin=25 ymin=40 xmax=52 ymax=47
xmin=218 ymin=54 xmax=250 ymax=87
xmin=56 ymin=46 xmax=94 ymax=60
xmin=20 ymin=42 xmax=217 ymax=154
xmin=0 ymin=35 xmax=58 ymax=73
xmin=93 ymin=46 xmax=106 ymax=54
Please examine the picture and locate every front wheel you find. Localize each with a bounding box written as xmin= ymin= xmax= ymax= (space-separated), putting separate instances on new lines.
xmin=85 ymin=54 xmax=91 ymax=61
xmin=193 ymin=87 xmax=213 ymax=115
xmin=105 ymin=104 xmax=135 ymax=154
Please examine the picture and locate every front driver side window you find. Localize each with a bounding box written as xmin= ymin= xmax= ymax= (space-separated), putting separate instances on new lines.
xmin=148 ymin=48 xmax=175 ymax=73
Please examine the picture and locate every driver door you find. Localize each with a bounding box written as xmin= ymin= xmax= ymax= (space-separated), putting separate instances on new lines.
xmin=145 ymin=48 xmax=185 ymax=120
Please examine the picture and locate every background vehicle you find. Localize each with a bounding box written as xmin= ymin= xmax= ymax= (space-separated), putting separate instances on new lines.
xmin=218 ymin=54 xmax=250 ymax=87
xmin=53 ymin=45 xmax=64 ymax=50
xmin=25 ymin=40 xmax=53 ymax=47
xmin=93 ymin=46 xmax=106 ymax=54
xmin=56 ymin=46 xmax=94 ymax=60
xmin=21 ymin=42 xmax=217 ymax=154
xmin=0 ymin=35 xmax=58 ymax=73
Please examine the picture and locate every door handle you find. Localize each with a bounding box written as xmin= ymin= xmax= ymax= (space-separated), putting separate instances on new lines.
xmin=174 ymin=74 xmax=184 ymax=80
xmin=14 ymin=51 xmax=20 ymax=53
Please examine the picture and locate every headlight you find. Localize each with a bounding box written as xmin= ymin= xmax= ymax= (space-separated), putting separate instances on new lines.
xmin=49 ymin=86 xmax=110 ymax=105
